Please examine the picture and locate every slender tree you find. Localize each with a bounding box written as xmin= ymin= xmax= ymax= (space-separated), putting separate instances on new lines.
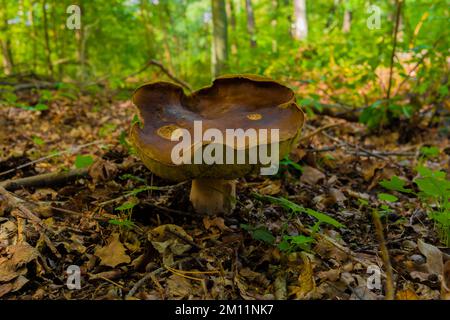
xmin=245 ymin=0 xmax=257 ymax=48
xmin=211 ymin=0 xmax=228 ymax=77
xmin=292 ymin=0 xmax=308 ymax=40
xmin=342 ymin=1 xmax=352 ymax=33
xmin=42 ymin=0 xmax=54 ymax=77
xmin=0 ymin=0 xmax=14 ymax=75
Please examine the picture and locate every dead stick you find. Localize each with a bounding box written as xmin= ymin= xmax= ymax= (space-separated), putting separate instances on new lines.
xmin=372 ymin=210 xmax=395 ymax=300
xmin=0 ymin=168 xmax=89 ymax=191
xmin=0 ymin=140 xmax=102 ymax=177
xmin=0 ymin=185 xmax=44 ymax=230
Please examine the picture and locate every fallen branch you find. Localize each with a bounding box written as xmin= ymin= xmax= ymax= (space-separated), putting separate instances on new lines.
xmin=0 ymin=140 xmax=103 ymax=178
xmin=0 ymin=168 xmax=89 ymax=191
xmin=124 ymin=59 xmax=192 ymax=92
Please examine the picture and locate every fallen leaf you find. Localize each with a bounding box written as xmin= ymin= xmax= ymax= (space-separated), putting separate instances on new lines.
xmin=95 ymin=233 xmax=130 ymax=267
xmin=149 ymin=224 xmax=193 ymax=265
xmin=300 ymin=165 xmax=325 ymax=185
xmin=166 ymin=274 xmax=192 ymax=299
xmin=203 ymin=217 xmax=231 ymax=232
xmin=417 ymin=239 xmax=443 ymax=276
xmin=396 ymin=288 xmax=419 ymax=300
xmin=289 ymin=253 xmax=316 ymax=299
xmin=0 ymin=243 xmax=38 ymax=282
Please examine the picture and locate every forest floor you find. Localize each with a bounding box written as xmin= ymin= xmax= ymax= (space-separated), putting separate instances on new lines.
xmin=0 ymin=86 xmax=449 ymax=300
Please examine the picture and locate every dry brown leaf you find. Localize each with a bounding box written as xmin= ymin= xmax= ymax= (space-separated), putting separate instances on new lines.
xmin=396 ymin=289 xmax=419 ymax=300
xmin=203 ymin=217 xmax=231 ymax=232
xmin=0 ymin=243 xmax=38 ymax=282
xmin=256 ymin=179 xmax=281 ymax=195
xmin=94 ymin=233 xmax=130 ymax=268
xmin=417 ymin=239 xmax=443 ymax=277
xmin=149 ymin=224 xmax=192 ymax=265
xmin=166 ymin=274 xmax=192 ymax=299
xmin=300 ymin=165 xmax=326 ymax=185
xmin=289 ymin=253 xmax=316 ymax=299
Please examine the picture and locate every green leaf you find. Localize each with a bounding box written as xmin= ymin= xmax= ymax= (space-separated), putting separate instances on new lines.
xmin=34 ymin=103 xmax=49 ymax=111
xmin=378 ymin=193 xmax=398 ymax=202
xmin=305 ymin=208 xmax=343 ymax=228
xmin=115 ymin=201 xmax=137 ymax=211
xmin=240 ymin=224 xmax=275 ymax=245
xmin=379 ymin=176 xmax=412 ymax=193
xmin=420 ymin=146 xmax=439 ymax=158
xmin=415 ymin=177 xmax=449 ymax=199
xmin=74 ymin=155 xmax=94 ymax=169
xmin=32 ymin=136 xmax=45 ymax=146
xmin=108 ymin=219 xmax=135 ymax=229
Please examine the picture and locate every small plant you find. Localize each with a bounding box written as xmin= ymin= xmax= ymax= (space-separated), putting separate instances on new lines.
xmin=244 ymin=193 xmax=343 ymax=252
xmin=379 ymin=167 xmax=450 ymax=246
xmin=74 ymin=154 xmax=94 ymax=169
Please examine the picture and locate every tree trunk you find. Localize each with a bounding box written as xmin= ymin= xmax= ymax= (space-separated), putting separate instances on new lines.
xmin=292 ymin=0 xmax=308 ymax=40
xmin=226 ymin=0 xmax=238 ymax=56
xmin=245 ymin=0 xmax=257 ymax=48
xmin=42 ymin=0 xmax=54 ymax=77
xmin=0 ymin=0 xmax=14 ymax=75
xmin=271 ymin=0 xmax=278 ymax=53
xmin=342 ymin=9 xmax=352 ymax=33
xmin=211 ymin=0 xmax=228 ymax=77
xmin=139 ymin=0 xmax=156 ymax=59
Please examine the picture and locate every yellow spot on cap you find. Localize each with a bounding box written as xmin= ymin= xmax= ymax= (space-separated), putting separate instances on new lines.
xmin=247 ymin=113 xmax=262 ymax=120
xmin=157 ymin=124 xmax=182 ymax=140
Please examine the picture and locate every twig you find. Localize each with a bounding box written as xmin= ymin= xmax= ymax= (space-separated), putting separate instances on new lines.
xmin=96 ymin=182 xmax=187 ymax=207
xmin=0 ymin=168 xmax=89 ymax=190
xmin=0 ymin=140 xmax=103 ymax=178
xmin=305 ymin=124 xmax=389 ymax=161
xmin=0 ymin=185 xmax=46 ymax=232
xmin=372 ymin=211 xmax=395 ymax=300
xmin=299 ymin=122 xmax=344 ymax=142
xmin=166 ymin=229 xmax=202 ymax=250
xmin=126 ymin=257 xmax=192 ymax=298
xmin=124 ymin=59 xmax=192 ymax=92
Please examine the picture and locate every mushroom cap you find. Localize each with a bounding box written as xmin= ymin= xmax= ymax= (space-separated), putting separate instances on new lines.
xmin=130 ymin=74 xmax=305 ymax=181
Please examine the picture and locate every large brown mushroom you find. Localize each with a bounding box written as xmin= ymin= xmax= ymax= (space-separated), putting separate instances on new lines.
xmin=130 ymin=75 xmax=305 ymax=215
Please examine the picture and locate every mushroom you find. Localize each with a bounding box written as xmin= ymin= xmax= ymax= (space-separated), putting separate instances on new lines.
xmin=130 ymin=75 xmax=305 ymax=215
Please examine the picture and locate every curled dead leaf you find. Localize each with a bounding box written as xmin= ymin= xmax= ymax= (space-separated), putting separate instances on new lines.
xmin=94 ymin=233 xmax=130 ymax=268
xmin=300 ymin=165 xmax=325 ymax=185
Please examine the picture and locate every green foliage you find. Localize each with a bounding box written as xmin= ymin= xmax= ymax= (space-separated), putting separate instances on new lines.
xmin=74 ymin=155 xmax=94 ymax=169
xmin=377 ymin=193 xmax=398 ymax=203
xmin=379 ymin=176 xmax=413 ymax=193
xmin=419 ymin=146 xmax=440 ymax=159
xmin=115 ymin=200 xmax=137 ymax=211
xmin=108 ymin=218 xmax=135 ymax=229
xmin=255 ymin=194 xmax=343 ymax=229
xmin=278 ymin=235 xmax=314 ymax=253
xmin=32 ymin=136 xmax=45 ymax=146
xmin=240 ymin=224 xmax=275 ymax=245
xmin=279 ymin=156 xmax=303 ymax=174
xmin=379 ymin=168 xmax=450 ymax=246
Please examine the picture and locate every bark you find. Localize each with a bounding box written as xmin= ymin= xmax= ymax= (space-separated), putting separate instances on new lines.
xmin=245 ymin=0 xmax=257 ymax=48
xmin=42 ymin=0 xmax=54 ymax=77
xmin=226 ymin=0 xmax=238 ymax=55
xmin=211 ymin=0 xmax=228 ymax=77
xmin=342 ymin=9 xmax=352 ymax=33
xmin=0 ymin=0 xmax=14 ymax=75
xmin=292 ymin=0 xmax=308 ymax=40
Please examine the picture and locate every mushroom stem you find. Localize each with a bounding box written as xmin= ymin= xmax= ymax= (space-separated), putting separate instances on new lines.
xmin=189 ymin=179 xmax=236 ymax=215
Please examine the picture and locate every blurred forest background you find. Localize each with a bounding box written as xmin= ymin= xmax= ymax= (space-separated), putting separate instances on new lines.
xmin=0 ymin=0 xmax=449 ymax=300
xmin=1 ymin=0 xmax=448 ymax=130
